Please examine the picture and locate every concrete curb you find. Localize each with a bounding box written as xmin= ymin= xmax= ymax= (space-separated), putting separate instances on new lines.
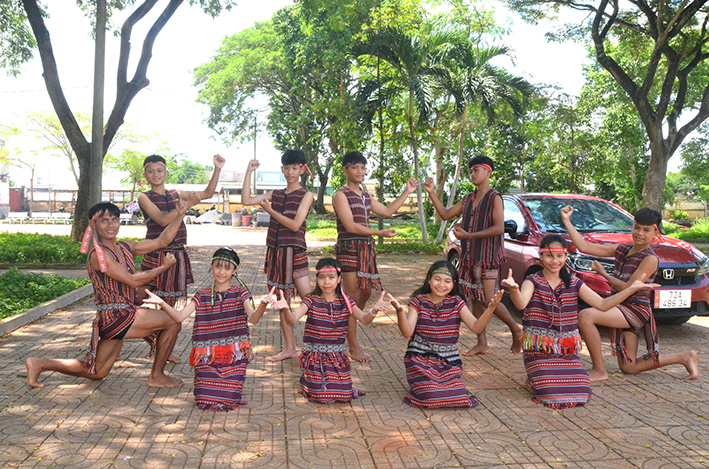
xmin=0 ymin=284 xmax=93 ymax=337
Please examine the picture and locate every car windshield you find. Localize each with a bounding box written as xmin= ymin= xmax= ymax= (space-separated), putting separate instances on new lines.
xmin=524 ymin=197 xmax=634 ymax=233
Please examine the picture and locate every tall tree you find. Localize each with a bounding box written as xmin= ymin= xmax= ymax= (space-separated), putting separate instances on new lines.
xmin=508 ymin=0 xmax=709 ymax=212
xmin=9 ymin=0 xmax=234 ymax=240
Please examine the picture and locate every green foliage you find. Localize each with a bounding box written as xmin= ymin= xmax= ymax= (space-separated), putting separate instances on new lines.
xmin=663 ymin=221 xmax=681 ymax=235
xmin=668 ymin=219 xmax=709 ymax=243
xmin=0 ymin=269 xmax=90 ymax=320
xmin=166 ymin=155 xmax=212 ymax=184
xmin=669 ymin=210 xmax=689 ymax=221
xmin=0 ymin=233 xmax=87 ymax=264
xmin=306 ymin=218 xmax=440 ymax=240
xmin=0 ymin=1 xmax=36 ymax=76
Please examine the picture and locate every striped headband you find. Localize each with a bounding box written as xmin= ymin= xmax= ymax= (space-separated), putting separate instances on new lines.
xmin=542 ymin=247 xmax=567 ymax=254
xmin=213 ymin=256 xmax=238 ymax=268
xmin=432 ymin=269 xmax=452 ymax=276
xmin=80 ymin=211 xmax=109 ymax=272
xmin=317 ymin=266 xmax=340 ymax=274
xmin=472 ymin=164 xmax=493 ymax=173
xmin=143 ymin=161 xmax=166 ymax=169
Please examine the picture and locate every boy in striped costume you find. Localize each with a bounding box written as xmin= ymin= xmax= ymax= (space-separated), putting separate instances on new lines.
xmin=424 ymin=155 xmax=524 ymax=355
xmin=333 ymin=151 xmax=418 ymax=363
xmin=241 ymin=149 xmax=314 ymax=362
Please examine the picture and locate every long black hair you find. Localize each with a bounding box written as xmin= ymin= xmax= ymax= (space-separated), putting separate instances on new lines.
xmin=212 ymin=246 xmax=240 ymax=273
xmin=312 ymin=257 xmax=344 ymax=297
xmin=412 ymin=260 xmax=466 ymax=301
xmin=539 ymin=234 xmax=571 ymax=288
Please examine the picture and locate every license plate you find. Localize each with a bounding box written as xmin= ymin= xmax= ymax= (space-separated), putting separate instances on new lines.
xmin=654 ymin=290 xmax=691 ymax=309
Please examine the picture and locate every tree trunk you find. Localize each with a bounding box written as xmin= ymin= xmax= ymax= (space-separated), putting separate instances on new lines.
xmin=29 ymin=167 xmax=35 ymax=218
xmin=408 ymin=93 xmax=428 ymax=243
xmin=436 ymin=123 xmax=466 ymax=243
xmin=70 ymin=148 xmax=92 ymax=241
xmin=641 ymin=139 xmax=671 ymax=212
xmin=90 ymin=0 xmax=107 ymax=206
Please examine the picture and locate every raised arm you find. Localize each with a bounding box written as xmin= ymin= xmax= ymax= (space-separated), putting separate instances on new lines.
xmin=579 ymin=273 xmax=660 ymax=311
xmin=350 ymin=291 xmax=388 ymax=325
xmin=191 ymin=154 xmax=225 ymax=201
xmin=560 ymin=205 xmax=617 ymax=257
xmin=243 ymin=287 xmax=277 ymax=325
xmin=423 ymin=177 xmax=463 ymax=221
xmin=460 ymin=290 xmax=503 ymax=335
xmin=389 ymin=293 xmax=417 ymax=338
xmin=137 ymin=192 xmax=181 ymax=227
xmin=127 ymin=202 xmax=187 ymax=256
xmin=90 ymin=250 xmax=177 ymax=290
xmin=370 ymin=178 xmax=417 ymax=217
xmin=272 ymin=293 xmax=310 ymax=326
xmin=501 ymin=269 xmax=535 ymax=311
xmin=241 ymin=159 xmax=271 ymax=205
xmin=142 ymin=290 xmax=196 ymax=322
xmin=333 ymin=191 xmax=395 ymax=238
xmin=260 ymin=191 xmax=314 ymax=232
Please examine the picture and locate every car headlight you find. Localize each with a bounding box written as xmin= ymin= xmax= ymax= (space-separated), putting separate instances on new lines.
xmin=697 ymin=256 xmax=709 ymax=275
xmin=566 ymin=253 xmax=614 ymax=274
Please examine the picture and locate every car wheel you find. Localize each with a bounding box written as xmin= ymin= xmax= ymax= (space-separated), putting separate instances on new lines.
xmin=449 ymin=251 xmax=460 ymax=270
xmin=656 ymin=316 xmax=691 ymax=325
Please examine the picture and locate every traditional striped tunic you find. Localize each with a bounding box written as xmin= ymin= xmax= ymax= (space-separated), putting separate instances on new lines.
xmin=609 ymin=244 xmax=660 ymax=366
xmin=264 ymin=188 xmax=309 ymax=302
xmin=403 ymin=294 xmax=478 ymax=408
xmin=141 ymin=189 xmax=193 ymax=306
xmin=298 ymin=294 xmax=363 ymax=403
xmin=190 ymin=286 xmax=253 ymax=412
xmin=522 ymin=273 xmax=590 ymax=409
xmin=334 ymin=186 xmax=382 ymax=290
xmin=458 ymin=189 xmax=505 ymax=300
xmin=83 ymin=242 xmax=157 ymax=374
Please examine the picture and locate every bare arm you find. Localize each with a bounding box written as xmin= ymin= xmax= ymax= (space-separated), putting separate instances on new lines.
xmin=501 ymin=269 xmax=536 ymax=311
xmin=142 ymin=290 xmax=196 ymax=322
xmin=333 ymin=191 xmax=395 ymax=237
xmin=137 ymin=192 xmax=181 ymax=227
xmin=90 ymin=250 xmax=176 ymax=290
xmin=350 ymin=291 xmax=388 ymax=325
xmin=260 ymin=191 xmax=313 ymax=232
xmin=370 ymin=177 xmax=417 ymax=217
xmin=452 ymin=194 xmax=504 ymax=241
xmin=243 ymin=287 xmax=277 ymax=325
xmin=241 ymin=159 xmax=271 ymax=205
xmin=192 ymin=154 xmax=225 ymax=201
xmin=388 ymin=293 xmax=417 ymax=338
xmin=592 ymin=255 xmax=659 ymax=292
xmin=579 ymin=274 xmax=660 ymax=311
xmin=126 ymin=203 xmax=187 ymax=256
xmin=460 ymin=290 xmax=503 ymax=334
xmin=423 ymin=177 xmax=463 ymax=221
xmin=273 ymin=293 xmax=310 ymax=326
xmin=560 ymin=205 xmax=617 ymax=257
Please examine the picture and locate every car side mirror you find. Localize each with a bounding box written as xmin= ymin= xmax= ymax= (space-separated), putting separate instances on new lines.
xmin=504 ymin=220 xmax=518 ymax=239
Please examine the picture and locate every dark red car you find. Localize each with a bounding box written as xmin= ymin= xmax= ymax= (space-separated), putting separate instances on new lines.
xmin=444 ymin=193 xmax=709 ymax=324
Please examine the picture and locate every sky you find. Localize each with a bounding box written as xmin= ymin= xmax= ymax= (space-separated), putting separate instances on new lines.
xmin=0 ymin=0 xmax=593 ymax=189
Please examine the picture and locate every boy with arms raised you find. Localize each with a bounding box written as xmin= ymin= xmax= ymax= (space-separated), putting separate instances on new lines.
xmin=138 ymin=154 xmax=225 ymax=307
xmin=333 ymin=151 xmax=418 ymax=362
xmin=424 ymin=155 xmax=523 ymax=355
xmin=241 ymin=149 xmax=314 ymax=362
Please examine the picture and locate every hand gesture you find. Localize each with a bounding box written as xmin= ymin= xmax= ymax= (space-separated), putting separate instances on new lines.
xmin=423 ymin=177 xmax=434 ymax=194
xmin=387 ymin=292 xmax=402 ymax=312
xmin=630 ymin=273 xmax=660 ymax=291
xmin=405 ymin=177 xmax=418 ymax=194
xmin=261 ymin=287 xmax=278 ymax=306
xmin=591 ymin=260 xmax=606 ymax=276
xmin=560 ymin=205 xmax=574 ymax=223
xmin=452 ymin=225 xmax=469 ymax=240
xmin=269 ymin=290 xmax=290 ymax=310
xmin=246 ymin=159 xmax=260 ymax=172
xmin=380 ymin=228 xmax=397 ymax=238
xmin=164 ymin=253 xmax=177 ymax=267
xmin=370 ymin=291 xmax=389 ymax=316
xmin=213 ymin=154 xmax=226 ymax=169
xmin=141 ymin=290 xmax=166 ymax=307
xmin=500 ymin=268 xmax=519 ymax=292
xmin=175 ymin=200 xmax=188 ymax=217
xmin=487 ymin=290 xmax=504 ymax=310
xmin=186 ymin=191 xmax=201 ymax=209
xmin=259 ymin=198 xmax=272 ymax=212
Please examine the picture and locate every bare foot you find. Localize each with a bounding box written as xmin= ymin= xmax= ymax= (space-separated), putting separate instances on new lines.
xmin=462 ymin=344 xmax=489 ymax=356
xmin=349 ymin=348 xmax=372 ymax=363
xmin=167 ymin=354 xmax=182 ymax=364
xmin=268 ymin=350 xmax=298 ymax=362
xmin=510 ymin=325 xmax=524 ymax=354
xmin=587 ymin=369 xmax=608 ymax=382
xmin=683 ymin=351 xmax=699 ymax=380
xmin=147 ymin=375 xmax=183 ymax=388
xmin=26 ymin=358 xmax=44 ymax=388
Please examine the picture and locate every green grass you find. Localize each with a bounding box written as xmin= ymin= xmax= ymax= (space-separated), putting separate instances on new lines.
xmin=664 ymin=219 xmax=709 ymax=243
xmin=0 ymin=269 xmax=90 ymax=320
xmin=0 ymin=233 xmax=144 ymax=265
xmin=306 ymin=219 xmax=444 ymax=241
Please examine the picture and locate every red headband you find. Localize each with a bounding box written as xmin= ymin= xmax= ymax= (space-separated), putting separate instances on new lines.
xmin=317 ymin=266 xmax=340 ymax=274
xmin=300 ymin=164 xmax=314 ymax=180
xmin=472 ymin=164 xmax=493 ymax=173
xmin=80 ymin=211 xmax=108 ymax=272
xmin=653 ymin=224 xmax=665 ymax=244
xmin=316 ymin=266 xmax=353 ymax=314
xmin=543 ymin=247 xmax=567 ymax=254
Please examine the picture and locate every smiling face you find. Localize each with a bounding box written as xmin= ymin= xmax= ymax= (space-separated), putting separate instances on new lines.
xmin=92 ymin=211 xmax=121 ymax=241
xmin=143 ymin=162 xmax=168 ymax=187
xmin=211 ymin=259 xmax=236 ymax=286
xmin=343 ymin=163 xmax=367 ymax=185
xmin=539 ymin=242 xmax=568 ymax=274
xmin=632 ymin=222 xmax=658 ymax=248
xmin=316 ymin=270 xmax=341 ymax=295
xmin=282 ymin=164 xmax=305 ymax=184
xmin=428 ymin=272 xmax=454 ymax=298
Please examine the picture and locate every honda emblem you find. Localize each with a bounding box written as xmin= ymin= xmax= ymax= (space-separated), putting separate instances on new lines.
xmin=663 ymin=269 xmax=675 ymax=280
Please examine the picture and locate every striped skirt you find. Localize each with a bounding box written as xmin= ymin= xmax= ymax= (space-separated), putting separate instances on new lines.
xmin=193 ymin=361 xmax=248 ymax=412
xmin=264 ymin=246 xmax=309 ymax=303
xmin=142 ymin=248 xmax=193 ymax=307
xmin=403 ymin=355 xmax=478 ymax=408
xmin=335 ymin=239 xmax=383 ymax=291
xmin=524 ymin=353 xmax=591 ymax=409
xmin=299 ymin=350 xmax=363 ymax=403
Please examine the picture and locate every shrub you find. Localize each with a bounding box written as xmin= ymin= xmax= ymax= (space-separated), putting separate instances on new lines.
xmin=0 ymin=269 xmax=90 ymax=319
xmin=669 ymin=219 xmax=709 ymax=243
xmin=670 ymin=210 xmax=689 ymax=221
xmin=0 ymin=233 xmax=86 ymax=264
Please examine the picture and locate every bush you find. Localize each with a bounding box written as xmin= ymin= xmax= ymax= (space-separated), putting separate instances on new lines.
xmin=669 ymin=219 xmax=709 ymax=243
xmin=0 ymin=233 xmax=87 ymax=264
xmin=670 ymin=210 xmax=689 ymax=221
xmin=663 ymin=220 xmax=681 ymax=235
xmin=0 ymin=269 xmax=90 ymax=320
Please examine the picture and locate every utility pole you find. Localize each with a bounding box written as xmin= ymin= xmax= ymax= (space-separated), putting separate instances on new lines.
xmin=89 ymin=0 xmax=106 ymax=205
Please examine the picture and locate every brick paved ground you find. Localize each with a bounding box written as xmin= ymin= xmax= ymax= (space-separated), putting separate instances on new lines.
xmin=1 ymin=243 xmax=708 ymax=468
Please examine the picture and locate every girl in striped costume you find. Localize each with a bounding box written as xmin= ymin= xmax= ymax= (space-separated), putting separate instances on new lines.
xmin=272 ymin=258 xmax=389 ymax=404
xmin=144 ymin=247 xmax=277 ymax=411
xmin=502 ymin=235 xmax=659 ymax=409
xmin=388 ymin=261 xmax=502 ymax=408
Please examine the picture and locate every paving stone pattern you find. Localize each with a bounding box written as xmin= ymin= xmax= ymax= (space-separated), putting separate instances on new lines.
xmin=1 ymin=246 xmax=708 ymax=468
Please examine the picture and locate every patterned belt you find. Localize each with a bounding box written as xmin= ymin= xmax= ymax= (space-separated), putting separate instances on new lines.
xmin=97 ymin=303 xmax=133 ymax=311
xmin=301 ymin=342 xmax=346 ymax=353
xmin=192 ymin=334 xmax=250 ymax=349
xmin=405 ymin=334 xmax=461 ymax=363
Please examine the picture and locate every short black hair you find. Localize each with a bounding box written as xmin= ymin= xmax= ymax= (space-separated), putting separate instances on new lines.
xmin=342 ymin=151 xmax=367 ymax=167
xmin=88 ymin=202 xmax=121 ymax=219
xmin=281 ymin=149 xmax=306 ymax=166
xmin=634 ymin=208 xmax=663 ymax=232
xmin=212 ymin=246 xmax=240 ymax=268
xmin=143 ymin=154 xmax=167 ymax=167
xmin=468 ymin=155 xmax=495 ymax=171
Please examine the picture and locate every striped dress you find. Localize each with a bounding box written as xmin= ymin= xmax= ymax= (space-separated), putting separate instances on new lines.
xmin=522 ymin=273 xmax=591 ymax=409
xmin=141 ymin=189 xmax=193 ymax=306
xmin=299 ymin=294 xmax=364 ymax=403
xmin=403 ymin=294 xmax=478 ymax=408
xmin=189 ymin=286 xmax=253 ymax=412
xmin=83 ymin=242 xmax=157 ymax=374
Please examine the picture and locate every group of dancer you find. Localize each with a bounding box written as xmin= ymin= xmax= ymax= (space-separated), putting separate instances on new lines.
xmin=25 ymin=150 xmax=698 ymax=412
